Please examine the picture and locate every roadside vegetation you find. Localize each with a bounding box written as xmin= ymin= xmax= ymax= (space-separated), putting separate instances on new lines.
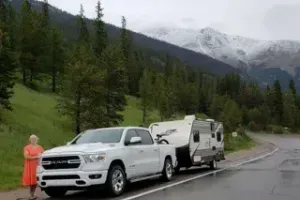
xmin=0 ymin=0 xmax=297 ymax=190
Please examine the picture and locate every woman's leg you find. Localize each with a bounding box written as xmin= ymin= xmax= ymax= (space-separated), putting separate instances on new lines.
xmin=29 ymin=185 xmax=37 ymax=199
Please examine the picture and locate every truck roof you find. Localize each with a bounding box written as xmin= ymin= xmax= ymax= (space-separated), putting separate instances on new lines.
xmin=86 ymin=126 xmax=149 ymax=132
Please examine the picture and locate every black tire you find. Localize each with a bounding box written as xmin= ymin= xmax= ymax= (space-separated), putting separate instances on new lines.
xmin=44 ymin=188 xmax=67 ymax=198
xmin=161 ymin=158 xmax=173 ymax=181
xmin=106 ymin=165 xmax=126 ymax=197
xmin=158 ymin=139 xmax=169 ymax=144
xmin=209 ymin=158 xmax=217 ymax=170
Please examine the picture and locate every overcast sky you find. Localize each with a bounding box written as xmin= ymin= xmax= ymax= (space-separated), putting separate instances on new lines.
xmin=43 ymin=0 xmax=300 ymax=41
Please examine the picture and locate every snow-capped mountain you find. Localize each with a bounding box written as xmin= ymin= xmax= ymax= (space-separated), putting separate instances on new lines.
xmin=141 ymin=27 xmax=300 ymax=77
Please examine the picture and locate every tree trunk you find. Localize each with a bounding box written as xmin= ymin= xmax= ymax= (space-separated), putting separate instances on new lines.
xmin=142 ymin=106 xmax=146 ymax=125
xmin=75 ymin=92 xmax=81 ymax=135
xmin=22 ymin=67 xmax=26 ymax=85
xmin=52 ymin=66 xmax=56 ymax=93
xmin=29 ymin=69 xmax=33 ymax=83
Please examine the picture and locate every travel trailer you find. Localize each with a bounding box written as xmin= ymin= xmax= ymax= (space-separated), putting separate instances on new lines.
xmin=149 ymin=115 xmax=225 ymax=172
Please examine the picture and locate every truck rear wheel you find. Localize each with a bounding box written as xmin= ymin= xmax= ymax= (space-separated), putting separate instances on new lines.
xmin=106 ymin=165 xmax=126 ymax=197
xmin=162 ymin=158 xmax=173 ymax=181
xmin=44 ymin=188 xmax=67 ymax=198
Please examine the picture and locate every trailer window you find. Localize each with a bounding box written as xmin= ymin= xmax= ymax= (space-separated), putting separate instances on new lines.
xmin=212 ymin=133 xmax=215 ymax=138
xmin=217 ymin=132 xmax=222 ymax=142
xmin=193 ymin=130 xmax=200 ymax=142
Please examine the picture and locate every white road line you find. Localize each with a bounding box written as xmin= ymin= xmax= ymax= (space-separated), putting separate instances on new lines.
xmin=121 ymin=147 xmax=279 ymax=200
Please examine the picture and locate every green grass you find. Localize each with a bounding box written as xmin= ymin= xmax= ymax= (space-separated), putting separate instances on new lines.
xmin=224 ymin=133 xmax=255 ymax=153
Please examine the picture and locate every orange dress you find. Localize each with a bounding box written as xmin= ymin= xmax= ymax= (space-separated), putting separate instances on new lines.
xmin=22 ymin=145 xmax=44 ymax=186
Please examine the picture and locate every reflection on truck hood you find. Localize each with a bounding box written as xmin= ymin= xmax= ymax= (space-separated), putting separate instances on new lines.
xmin=43 ymin=143 xmax=119 ymax=154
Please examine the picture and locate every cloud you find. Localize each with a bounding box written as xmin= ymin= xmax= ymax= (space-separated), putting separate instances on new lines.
xmin=44 ymin=0 xmax=300 ymax=40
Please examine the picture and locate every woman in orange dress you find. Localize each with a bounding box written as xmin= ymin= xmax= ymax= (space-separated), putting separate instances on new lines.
xmin=22 ymin=135 xmax=44 ymax=200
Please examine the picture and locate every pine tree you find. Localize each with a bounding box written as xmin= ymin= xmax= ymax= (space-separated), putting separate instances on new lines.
xmin=38 ymin=0 xmax=52 ymax=77
xmin=7 ymin=2 xmax=17 ymax=51
xmin=101 ymin=44 xmax=127 ymax=126
xmin=289 ymin=79 xmax=296 ymax=96
xmin=139 ymin=68 xmax=153 ymax=124
xmin=120 ymin=16 xmax=131 ymax=63
xmin=58 ymin=46 xmax=106 ymax=134
xmin=41 ymin=0 xmax=49 ymax=27
xmin=77 ymin=4 xmax=89 ymax=45
xmin=273 ymin=80 xmax=283 ymax=124
xmin=119 ymin=16 xmax=133 ymax=94
xmin=93 ymin=0 xmax=107 ymax=56
xmin=0 ymin=29 xmax=16 ymax=112
xmin=58 ymin=6 xmax=106 ymax=134
xmin=50 ymin=29 xmax=65 ymax=93
xmin=220 ymin=98 xmax=242 ymax=133
xmin=19 ymin=0 xmax=36 ymax=85
xmin=0 ymin=0 xmax=8 ymax=30
xmin=282 ymin=91 xmax=298 ymax=129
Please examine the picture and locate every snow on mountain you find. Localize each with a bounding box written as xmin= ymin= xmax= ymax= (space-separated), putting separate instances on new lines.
xmin=141 ymin=27 xmax=300 ymax=76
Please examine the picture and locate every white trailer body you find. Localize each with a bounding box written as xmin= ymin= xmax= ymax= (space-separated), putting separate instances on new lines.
xmin=149 ymin=115 xmax=225 ymax=170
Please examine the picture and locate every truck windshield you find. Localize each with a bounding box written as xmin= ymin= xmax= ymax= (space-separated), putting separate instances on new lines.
xmin=71 ymin=128 xmax=124 ymax=144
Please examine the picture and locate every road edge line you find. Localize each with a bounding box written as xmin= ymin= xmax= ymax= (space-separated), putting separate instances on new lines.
xmin=121 ymin=147 xmax=279 ymax=200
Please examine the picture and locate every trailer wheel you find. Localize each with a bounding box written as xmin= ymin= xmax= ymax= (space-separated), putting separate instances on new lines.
xmin=209 ymin=158 xmax=217 ymax=170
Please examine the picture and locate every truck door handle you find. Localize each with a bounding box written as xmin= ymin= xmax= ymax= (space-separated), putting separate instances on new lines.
xmin=139 ymin=150 xmax=144 ymax=153
xmin=154 ymin=148 xmax=158 ymax=151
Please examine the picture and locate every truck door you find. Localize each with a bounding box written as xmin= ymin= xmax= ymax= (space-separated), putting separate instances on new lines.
xmin=124 ymin=129 xmax=144 ymax=178
xmin=135 ymin=129 xmax=160 ymax=175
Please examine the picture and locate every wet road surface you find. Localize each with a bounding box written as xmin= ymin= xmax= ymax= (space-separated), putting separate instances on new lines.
xmin=45 ymin=134 xmax=300 ymax=200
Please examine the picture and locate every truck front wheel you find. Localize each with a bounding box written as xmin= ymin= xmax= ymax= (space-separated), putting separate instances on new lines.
xmin=44 ymin=188 xmax=67 ymax=198
xmin=106 ymin=165 xmax=126 ymax=197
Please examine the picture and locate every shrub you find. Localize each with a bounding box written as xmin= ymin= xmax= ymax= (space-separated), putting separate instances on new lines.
xmin=248 ymin=121 xmax=260 ymax=131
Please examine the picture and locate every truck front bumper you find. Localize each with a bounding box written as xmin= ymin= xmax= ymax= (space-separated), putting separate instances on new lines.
xmin=37 ymin=169 xmax=108 ymax=189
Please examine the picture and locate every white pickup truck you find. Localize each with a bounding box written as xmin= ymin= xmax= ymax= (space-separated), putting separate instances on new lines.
xmin=37 ymin=127 xmax=177 ymax=197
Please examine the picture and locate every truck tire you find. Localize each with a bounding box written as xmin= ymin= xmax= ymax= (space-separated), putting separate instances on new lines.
xmin=106 ymin=165 xmax=126 ymax=197
xmin=161 ymin=158 xmax=173 ymax=181
xmin=209 ymin=158 xmax=217 ymax=170
xmin=44 ymin=188 xmax=67 ymax=198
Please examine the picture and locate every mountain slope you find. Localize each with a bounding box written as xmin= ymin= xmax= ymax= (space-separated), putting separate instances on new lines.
xmin=142 ymin=26 xmax=300 ymax=90
xmin=10 ymin=0 xmax=238 ymax=76
xmin=143 ymin=27 xmax=300 ymax=75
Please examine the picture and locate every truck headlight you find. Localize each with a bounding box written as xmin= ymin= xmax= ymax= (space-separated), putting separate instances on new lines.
xmin=83 ymin=153 xmax=106 ymax=163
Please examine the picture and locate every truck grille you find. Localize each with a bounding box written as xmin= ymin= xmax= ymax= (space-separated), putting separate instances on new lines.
xmin=41 ymin=156 xmax=81 ymax=170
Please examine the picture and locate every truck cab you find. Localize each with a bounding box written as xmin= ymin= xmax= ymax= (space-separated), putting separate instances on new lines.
xmin=37 ymin=127 xmax=176 ymax=197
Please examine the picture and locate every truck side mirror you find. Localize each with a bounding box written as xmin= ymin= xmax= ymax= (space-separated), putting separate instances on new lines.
xmin=129 ymin=137 xmax=142 ymax=145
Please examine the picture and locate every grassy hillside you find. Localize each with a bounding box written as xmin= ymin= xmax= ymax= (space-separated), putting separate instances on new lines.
xmin=0 ymin=84 xmax=163 ymax=190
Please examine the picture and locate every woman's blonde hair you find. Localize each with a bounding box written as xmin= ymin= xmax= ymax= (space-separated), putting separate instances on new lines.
xmin=29 ymin=134 xmax=39 ymax=140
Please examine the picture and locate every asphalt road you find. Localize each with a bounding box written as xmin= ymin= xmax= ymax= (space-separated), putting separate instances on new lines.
xmin=45 ymin=134 xmax=300 ymax=200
